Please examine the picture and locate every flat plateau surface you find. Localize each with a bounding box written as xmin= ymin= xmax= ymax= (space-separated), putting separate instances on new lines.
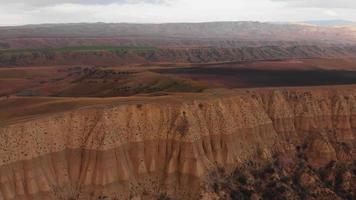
xmin=1 ymin=84 xmax=355 ymax=126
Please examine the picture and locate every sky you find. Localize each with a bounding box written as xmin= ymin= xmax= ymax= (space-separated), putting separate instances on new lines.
xmin=1 ymin=0 xmax=356 ymax=25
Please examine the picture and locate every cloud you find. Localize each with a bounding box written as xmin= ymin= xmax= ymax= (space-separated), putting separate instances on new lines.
xmin=0 ymin=0 xmax=356 ymax=26
xmin=324 ymin=10 xmax=338 ymax=17
xmin=271 ymin=0 xmax=356 ymax=9
xmin=0 ymin=0 xmax=165 ymax=7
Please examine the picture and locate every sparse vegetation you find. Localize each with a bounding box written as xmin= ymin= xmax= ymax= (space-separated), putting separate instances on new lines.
xmin=204 ymin=155 xmax=355 ymax=200
xmin=157 ymin=193 xmax=171 ymax=200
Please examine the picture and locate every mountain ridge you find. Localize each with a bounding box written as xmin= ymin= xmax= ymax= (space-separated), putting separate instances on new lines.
xmin=1 ymin=21 xmax=356 ymax=49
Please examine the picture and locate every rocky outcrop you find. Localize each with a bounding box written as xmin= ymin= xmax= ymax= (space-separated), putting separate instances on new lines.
xmin=0 ymin=87 xmax=355 ymax=199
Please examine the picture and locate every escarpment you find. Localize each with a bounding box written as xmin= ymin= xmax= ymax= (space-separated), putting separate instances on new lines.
xmin=0 ymin=87 xmax=355 ymax=199
xmin=1 ymin=45 xmax=356 ymax=67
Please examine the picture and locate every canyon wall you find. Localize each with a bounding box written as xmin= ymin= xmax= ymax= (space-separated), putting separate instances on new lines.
xmin=0 ymin=87 xmax=355 ymax=199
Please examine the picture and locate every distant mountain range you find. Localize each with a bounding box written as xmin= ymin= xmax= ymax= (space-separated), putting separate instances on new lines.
xmin=1 ymin=21 xmax=356 ymax=49
xmin=1 ymin=21 xmax=356 ymax=66
xmin=301 ymin=19 xmax=356 ymax=26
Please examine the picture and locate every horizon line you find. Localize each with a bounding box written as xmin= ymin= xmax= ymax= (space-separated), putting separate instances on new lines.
xmin=0 ymin=19 xmax=355 ymax=27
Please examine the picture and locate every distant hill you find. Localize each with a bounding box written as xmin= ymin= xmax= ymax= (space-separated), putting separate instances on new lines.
xmin=1 ymin=21 xmax=356 ymax=49
xmin=302 ymin=19 xmax=356 ymax=26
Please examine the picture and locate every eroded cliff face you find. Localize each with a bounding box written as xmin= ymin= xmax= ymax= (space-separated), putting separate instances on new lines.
xmin=0 ymin=87 xmax=355 ymax=200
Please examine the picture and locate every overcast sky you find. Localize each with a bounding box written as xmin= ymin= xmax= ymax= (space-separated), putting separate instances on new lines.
xmin=1 ymin=0 xmax=356 ymax=25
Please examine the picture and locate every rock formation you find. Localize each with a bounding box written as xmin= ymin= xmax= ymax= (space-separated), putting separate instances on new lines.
xmin=0 ymin=86 xmax=355 ymax=199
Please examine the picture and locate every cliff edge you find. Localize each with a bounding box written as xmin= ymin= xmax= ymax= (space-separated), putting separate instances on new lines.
xmin=0 ymin=86 xmax=355 ymax=199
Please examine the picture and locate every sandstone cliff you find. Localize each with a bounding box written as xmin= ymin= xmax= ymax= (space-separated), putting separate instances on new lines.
xmin=0 ymin=86 xmax=355 ymax=199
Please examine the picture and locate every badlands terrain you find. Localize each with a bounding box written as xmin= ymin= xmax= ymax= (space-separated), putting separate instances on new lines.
xmin=0 ymin=22 xmax=355 ymax=200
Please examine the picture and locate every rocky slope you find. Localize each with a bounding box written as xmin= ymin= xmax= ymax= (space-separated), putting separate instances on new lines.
xmin=0 ymin=86 xmax=355 ymax=200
